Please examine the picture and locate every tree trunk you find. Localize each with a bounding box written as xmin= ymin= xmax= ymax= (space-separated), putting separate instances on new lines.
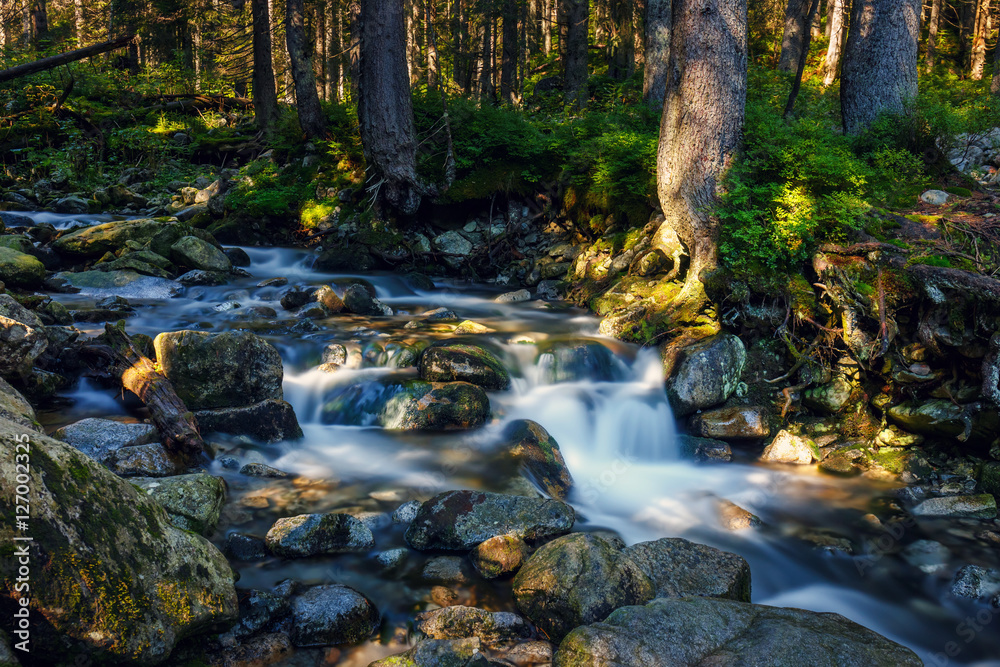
xmin=501 ymin=0 xmax=518 ymax=103
xmin=784 ymin=0 xmax=821 ymax=116
xmin=840 ymin=0 xmax=920 ymax=135
xmin=30 ymin=0 xmax=48 ymax=43
xmin=252 ymin=0 xmax=280 ymax=133
xmin=657 ymin=0 xmax=747 ymax=300
xmin=958 ymin=0 xmax=975 ymax=68
xmin=0 ymin=34 xmax=135 ymax=83
xmin=643 ymin=0 xmax=670 ymax=106
xmin=970 ymin=0 xmax=991 ymax=79
xmin=634 ymin=0 xmax=646 ymax=69
xmin=74 ymin=0 xmax=84 ymax=43
xmin=778 ymin=0 xmax=814 ymax=71
xmin=992 ymin=32 xmax=1000 ymax=94
xmin=427 ymin=0 xmax=439 ymax=88
xmin=544 ymin=0 xmax=553 ymax=53
xmin=926 ymin=0 xmax=941 ymax=70
xmin=325 ymin=0 xmax=337 ymax=100
xmin=824 ymin=0 xmax=833 ymax=37
xmin=822 ymin=0 xmax=844 ymax=85
xmin=562 ymin=0 xmax=588 ymax=107
xmin=286 ymin=0 xmax=327 ymax=138
xmin=21 ymin=2 xmax=31 ymax=48
xmin=358 ymin=0 xmax=425 ymax=215
xmin=480 ymin=2 xmax=496 ymax=101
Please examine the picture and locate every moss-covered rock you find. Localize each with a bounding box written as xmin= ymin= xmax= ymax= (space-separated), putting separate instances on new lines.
xmin=419 ymin=343 xmax=511 ymax=390
xmin=381 ymin=380 xmax=491 ymax=431
xmin=663 ymin=332 xmax=746 ymax=416
xmin=0 ymin=377 xmax=37 ymax=432
xmin=289 ymin=584 xmax=380 ymax=647
xmin=131 ymin=473 xmax=226 ymax=536
xmin=623 ymin=537 xmax=751 ymax=603
xmin=265 ymin=513 xmax=374 ymax=557
xmin=415 ymin=606 xmax=532 ymax=645
xmin=0 ymin=247 xmax=45 ymax=288
xmin=0 ymin=417 xmax=237 ymax=665
xmin=52 ymin=218 xmax=170 ymax=258
xmin=470 ymin=534 xmax=529 ymax=579
xmin=502 ymin=419 xmax=574 ymax=499
xmin=170 ymin=235 xmax=232 ymax=272
xmin=193 ymin=399 xmax=303 ymax=443
xmin=554 ymin=597 xmax=922 ymax=666
xmin=370 ymin=637 xmax=481 ymax=667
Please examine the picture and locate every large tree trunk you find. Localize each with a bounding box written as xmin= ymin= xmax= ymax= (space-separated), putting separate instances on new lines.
xmin=562 ymin=0 xmax=588 ymax=107
xmin=970 ymin=0 xmax=992 ymax=80
xmin=427 ymin=0 xmax=440 ymax=88
xmin=0 ymin=34 xmax=135 ymax=83
xmin=358 ymin=0 xmax=425 ymax=215
xmin=643 ymin=0 xmax=670 ymax=106
xmin=286 ymin=0 xmax=327 ymax=138
xmin=252 ymin=0 xmax=280 ymax=133
xmin=544 ymin=0 xmax=554 ymax=54
xmin=501 ymin=0 xmax=518 ymax=104
xmin=325 ymin=0 xmax=337 ymax=100
xmin=926 ymin=0 xmax=941 ymax=70
xmin=30 ymin=0 xmax=48 ymax=43
xmin=784 ymin=0 xmax=821 ymax=115
xmin=778 ymin=0 xmax=814 ymax=72
xmin=349 ymin=0 xmax=361 ymax=101
xmin=840 ymin=0 xmax=920 ymax=135
xmin=959 ymin=0 xmax=975 ymax=68
xmin=992 ymin=34 xmax=1000 ymax=95
xmin=657 ymin=0 xmax=747 ymax=302
xmin=822 ymin=0 xmax=844 ymax=85
xmin=480 ymin=4 xmax=496 ymax=101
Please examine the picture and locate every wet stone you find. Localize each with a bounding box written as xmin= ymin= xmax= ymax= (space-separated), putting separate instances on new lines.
xmin=392 ymin=499 xmax=422 ymax=525
xmin=419 ymin=343 xmax=512 ymax=391
xmin=423 ymin=556 xmax=474 ymax=585
xmin=950 ymin=564 xmax=1000 ymax=601
xmin=289 ymin=584 xmax=380 ymax=647
xmin=265 ymin=512 xmax=375 ymax=557
xmin=224 ymin=533 xmax=270 ymax=561
xmin=240 ymin=462 xmax=292 ymax=478
xmin=131 ymin=473 xmax=226 ymax=536
xmin=53 ymin=418 xmax=158 ymax=463
xmin=107 ymin=443 xmax=184 ymax=477
xmin=415 ymin=606 xmax=532 ymax=646
xmin=689 ymin=406 xmax=770 ymax=440
xmin=911 ymin=494 xmax=997 ymax=520
xmin=471 ymin=534 xmax=529 ymax=579
xmin=623 ymin=537 xmax=752 ymax=603
xmin=760 ymin=430 xmax=820 ymax=465
xmin=502 ymin=419 xmax=574 ymax=499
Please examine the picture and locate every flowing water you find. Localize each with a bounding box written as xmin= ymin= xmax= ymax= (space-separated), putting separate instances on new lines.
xmin=17 ymin=212 xmax=1000 ymax=665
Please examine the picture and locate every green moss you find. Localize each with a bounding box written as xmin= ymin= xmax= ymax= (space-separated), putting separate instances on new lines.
xmin=944 ymin=186 xmax=972 ymax=197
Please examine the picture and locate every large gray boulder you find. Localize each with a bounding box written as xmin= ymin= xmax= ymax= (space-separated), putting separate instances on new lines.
xmin=170 ymin=235 xmax=232 ymax=272
xmin=289 ymin=585 xmax=380 ymax=647
xmin=52 ymin=218 xmax=170 ymax=258
xmin=131 ymin=473 xmax=226 ymax=536
xmin=554 ymin=597 xmax=922 ymax=666
xmin=405 ymin=490 xmax=575 ymax=551
xmin=663 ymin=333 xmax=746 ymax=416
xmin=623 ymin=537 xmax=751 ymax=603
xmin=0 ymin=417 xmax=237 ymax=665
xmin=154 ymin=330 xmax=284 ymax=410
xmin=52 ymin=418 xmax=158 ymax=463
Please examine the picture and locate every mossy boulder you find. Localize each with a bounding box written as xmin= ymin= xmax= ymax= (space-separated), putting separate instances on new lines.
xmin=52 ymin=218 xmax=170 ymax=258
xmin=382 ymin=380 xmax=491 ymax=430
xmin=193 ymin=399 xmax=303 ymax=443
xmin=170 ymin=235 xmax=232 ymax=272
xmin=405 ymin=490 xmax=575 ymax=551
xmin=0 ymin=377 xmax=37 ymax=431
xmin=265 ymin=513 xmax=374 ymax=557
xmin=289 ymin=584 xmax=380 ymax=647
xmin=154 ymin=330 xmax=284 ymax=410
xmin=415 ymin=606 xmax=532 ymax=645
xmin=554 ymin=597 xmax=922 ymax=666
xmin=663 ymin=332 xmax=746 ymax=416
xmin=512 ymin=533 xmax=654 ymax=641
xmin=0 ymin=235 xmax=34 ymax=254
xmin=470 ymin=534 xmax=530 ymax=578
xmin=370 ymin=638 xmax=481 ymax=667
xmin=131 ymin=474 xmax=227 ymax=536
xmin=0 ymin=247 xmax=45 ymax=288
xmin=502 ymin=419 xmax=573 ymax=499
xmin=0 ymin=417 xmax=238 ymax=665
xmin=419 ymin=344 xmax=511 ymax=390
xmin=622 ymin=537 xmax=751 ymax=602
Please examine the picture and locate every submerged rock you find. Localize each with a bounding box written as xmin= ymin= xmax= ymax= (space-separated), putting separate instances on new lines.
xmin=0 ymin=417 xmax=237 ymax=664
xmin=289 ymin=584 xmax=380 ymax=647
xmin=131 ymin=473 xmax=226 ymax=536
xmin=154 ymin=330 xmax=284 ymax=410
xmin=265 ymin=513 xmax=375 ymax=557
xmin=380 ymin=380 xmax=491 ymax=430
xmin=663 ymin=333 xmax=746 ymax=416
xmin=623 ymin=537 xmax=751 ymax=603
xmin=502 ymin=419 xmax=574 ymax=499
xmin=405 ymin=490 xmax=575 ymax=551
xmin=513 ymin=533 xmax=654 ymax=641
xmin=419 ymin=343 xmax=511 ymax=390
xmin=677 ymin=435 xmax=733 ymax=463
xmin=56 ymin=269 xmax=182 ymax=298
xmin=194 ymin=399 xmax=303 ymax=443
xmin=536 ymin=339 xmax=623 ymax=383
xmin=911 ymin=494 xmax=997 ymax=519
xmin=555 ymin=597 xmax=922 ymax=666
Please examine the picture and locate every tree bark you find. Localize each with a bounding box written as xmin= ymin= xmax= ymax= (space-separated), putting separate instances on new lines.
xmin=427 ymin=0 xmax=440 ymax=88
xmin=970 ymin=0 xmax=992 ymax=79
xmin=544 ymin=0 xmax=553 ymax=54
xmin=822 ymin=0 xmax=844 ymax=85
xmin=657 ymin=0 xmax=747 ymax=299
xmin=643 ymin=0 xmax=670 ymax=106
xmin=286 ymin=0 xmax=327 ymax=138
xmin=101 ymin=324 xmax=206 ymax=463
xmin=959 ymin=0 xmax=975 ymax=68
xmin=0 ymin=34 xmax=135 ymax=83
xmin=778 ymin=0 xmax=814 ymax=72
xmin=358 ymin=0 xmax=426 ymax=215
xmin=480 ymin=2 xmax=496 ymax=101
xmin=992 ymin=32 xmax=1000 ymax=94
xmin=252 ymin=0 xmax=280 ymax=133
xmin=501 ymin=0 xmax=518 ymax=103
xmin=840 ymin=0 xmax=920 ymax=135
xmin=325 ymin=0 xmax=337 ymax=100
xmin=784 ymin=0 xmax=821 ymax=116
xmin=926 ymin=0 xmax=941 ymax=70
xmin=349 ymin=0 xmax=361 ymax=101
xmin=30 ymin=0 xmax=48 ymax=43
xmin=74 ymin=0 xmax=84 ymax=43
xmin=562 ymin=0 xmax=588 ymax=107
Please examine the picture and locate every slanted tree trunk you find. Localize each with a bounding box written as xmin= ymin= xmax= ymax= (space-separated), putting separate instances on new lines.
xmin=252 ymin=0 xmax=280 ymax=133
xmin=822 ymin=0 xmax=844 ymax=85
xmin=0 ymin=34 xmax=135 ymax=83
xmin=778 ymin=0 xmax=814 ymax=71
xmin=643 ymin=0 xmax=670 ymax=106
xmin=657 ymin=0 xmax=747 ymax=305
xmin=286 ymin=0 xmax=327 ymax=138
xmin=841 ymin=0 xmax=920 ymax=135
xmin=926 ymin=0 xmax=941 ymax=70
xmin=501 ymin=0 xmax=518 ymax=103
xmin=562 ymin=0 xmax=588 ymax=107
xmin=970 ymin=0 xmax=992 ymax=80
xmin=358 ymin=0 xmax=425 ymax=214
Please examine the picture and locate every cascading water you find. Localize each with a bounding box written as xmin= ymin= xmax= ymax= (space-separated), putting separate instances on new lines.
xmin=21 ymin=210 xmax=1000 ymax=666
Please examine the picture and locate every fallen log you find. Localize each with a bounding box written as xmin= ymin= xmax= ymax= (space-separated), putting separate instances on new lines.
xmin=90 ymin=323 xmax=206 ymax=462
xmin=131 ymin=95 xmax=253 ymax=115
xmin=0 ymin=35 xmax=135 ymax=84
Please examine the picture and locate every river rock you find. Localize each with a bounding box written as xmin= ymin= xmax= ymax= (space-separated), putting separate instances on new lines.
xmin=177 ymin=269 xmax=229 ymax=286
xmin=224 ymin=533 xmax=269 ymax=561
xmin=433 ymin=231 xmax=474 ymax=268
xmin=911 ymin=494 xmax=997 ymax=519
xmin=343 ymin=283 xmax=392 ymax=316
xmin=370 ymin=638 xmax=481 ymax=667
xmin=224 ymin=246 xmax=252 ymax=267
xmin=106 ymin=442 xmax=184 ymax=477
xmin=419 ymin=343 xmax=511 ymax=390
xmin=0 ymin=314 xmax=47 ymax=378
xmin=0 ymin=417 xmax=237 ymax=664
xmin=495 ymin=289 xmax=531 ymax=303
xmin=0 ymin=247 xmax=45 ymax=288
xmin=677 ymin=435 xmax=733 ymax=463
xmin=554 ymin=596 xmax=922 ymax=667
xmin=131 ymin=473 xmax=226 ymax=536
xmin=760 ymin=430 xmax=820 ymax=465
xmin=405 ymin=490 xmax=575 ymax=551
xmin=803 ymin=375 xmax=854 ymax=414
xmin=0 ymin=295 xmax=41 ymax=329
xmin=194 ymin=399 xmax=303 ymax=443
xmin=265 ymin=513 xmax=375 ymax=557
xmin=170 ymin=235 xmax=232 ymax=272
xmin=502 ymin=419 xmax=574 ymax=499
xmin=0 ymin=377 xmax=37 ymax=431
xmin=951 ymin=565 xmax=1000 ymax=600
xmin=537 ymin=340 xmax=623 ymax=383
xmin=54 ymin=195 xmax=90 ymax=214
xmin=513 ymin=533 xmax=654 ymax=641
xmin=56 ymin=269 xmax=182 ymax=298
xmin=623 ymin=537 xmax=751 ymax=602
xmin=422 ymin=556 xmax=474 ymax=585
xmin=53 ymin=418 xmax=158 ymax=463
xmin=154 ymin=330 xmax=284 ymax=410
xmin=240 ymin=462 xmax=292 ymax=478
xmin=230 ymin=589 xmax=291 ymax=638
xmin=663 ymin=333 xmax=746 ymax=416
xmin=887 ymin=400 xmax=966 ymax=438
xmin=52 ymin=218 xmax=169 ymax=257
xmin=289 ymin=584 xmax=380 ymax=647
xmin=315 ymin=244 xmax=376 ymax=272
xmin=314 ymin=284 xmax=345 ymax=313
xmin=0 ymin=235 xmax=33 ymax=254
xmin=471 ymin=534 xmax=530 ymax=578
xmin=689 ymin=406 xmax=770 ymax=440
xmin=382 ymin=380 xmax=491 ymax=430
xmin=416 ymin=606 xmax=532 ymax=645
